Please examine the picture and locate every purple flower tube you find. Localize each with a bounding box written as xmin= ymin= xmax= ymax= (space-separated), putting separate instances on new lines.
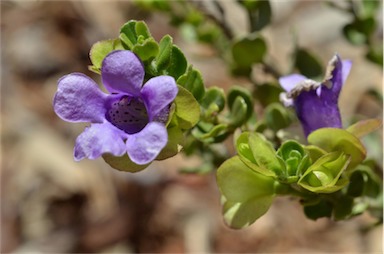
xmin=53 ymin=50 xmax=178 ymax=165
xmin=279 ymin=54 xmax=352 ymax=137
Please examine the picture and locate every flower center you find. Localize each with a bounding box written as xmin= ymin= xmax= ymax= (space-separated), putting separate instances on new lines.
xmin=106 ymin=96 xmax=148 ymax=134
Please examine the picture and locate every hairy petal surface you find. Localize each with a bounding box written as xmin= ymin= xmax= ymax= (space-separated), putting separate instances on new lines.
xmin=141 ymin=76 xmax=178 ymax=120
xmin=53 ymin=73 xmax=107 ymax=123
xmin=101 ymin=50 xmax=144 ymax=96
xmin=126 ymin=122 xmax=168 ymax=165
xmin=74 ymin=122 xmax=127 ymax=161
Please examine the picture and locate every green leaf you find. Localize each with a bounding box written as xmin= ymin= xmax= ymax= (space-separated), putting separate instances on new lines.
xmin=304 ymin=145 xmax=327 ymax=163
xmin=89 ymin=39 xmax=123 ymax=72
xmin=277 ymin=140 xmax=310 ymax=177
xmin=254 ymin=83 xmax=284 ymax=106
xmin=294 ymin=48 xmax=323 ymax=79
xmin=361 ymin=0 xmax=381 ymax=18
xmin=347 ymin=170 xmax=366 ymax=197
xmin=193 ymin=123 xmax=229 ymax=142
xmin=240 ymin=0 xmax=272 ymax=32
xmin=236 ymin=132 xmax=276 ymax=177
xmin=174 ymin=85 xmax=201 ymax=129
xmin=168 ymin=45 xmax=188 ymax=79
xmin=346 ymin=119 xmax=382 ymax=138
xmin=366 ymin=44 xmax=383 ymax=66
xmin=248 ymin=132 xmax=284 ymax=175
xmin=103 ymin=153 xmax=149 ymax=173
xmin=298 ymin=152 xmax=350 ymax=193
xmin=217 ymin=156 xmax=275 ymax=228
xmin=119 ymin=20 xmax=138 ymax=49
xmin=196 ymin=22 xmax=221 ymax=43
xmin=232 ymin=34 xmax=267 ymax=68
xmin=277 ymin=140 xmax=305 ymax=161
xmin=201 ymin=87 xmax=226 ymax=112
xmin=236 ymin=132 xmax=284 ymax=177
xmin=308 ymin=128 xmax=366 ymax=170
xmin=227 ymin=86 xmax=254 ymax=122
xmin=343 ymin=24 xmax=366 ymax=45
xmin=264 ymin=103 xmax=291 ymax=131
xmin=229 ymin=96 xmax=248 ymax=127
xmin=156 ymin=35 xmax=173 ymax=71
xmin=304 ymin=200 xmax=333 ymax=220
xmin=132 ymin=38 xmax=159 ymax=61
xmin=119 ymin=20 xmax=154 ymax=50
xmin=348 ymin=164 xmax=382 ymax=198
xmin=342 ymin=17 xmax=375 ymax=45
xmin=333 ymin=196 xmax=354 ymax=220
xmin=230 ymin=64 xmax=252 ymax=77
xmin=177 ymin=66 xmax=205 ymax=101
xmin=135 ymin=20 xmax=152 ymax=39
xmin=156 ymin=126 xmax=184 ymax=160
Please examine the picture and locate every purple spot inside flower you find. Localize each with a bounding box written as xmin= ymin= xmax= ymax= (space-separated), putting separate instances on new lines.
xmin=106 ymin=96 xmax=148 ymax=134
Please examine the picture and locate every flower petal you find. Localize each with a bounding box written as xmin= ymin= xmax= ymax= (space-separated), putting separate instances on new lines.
xmin=341 ymin=59 xmax=352 ymax=85
xmin=279 ymin=74 xmax=307 ymax=93
xmin=321 ymin=55 xmax=352 ymax=102
xmin=295 ymin=90 xmax=342 ymax=137
xmin=74 ymin=122 xmax=127 ymax=161
xmin=101 ymin=50 xmax=144 ymax=96
xmin=53 ymin=73 xmax=107 ymax=123
xmin=141 ymin=76 xmax=178 ymax=120
xmin=126 ymin=122 xmax=168 ymax=165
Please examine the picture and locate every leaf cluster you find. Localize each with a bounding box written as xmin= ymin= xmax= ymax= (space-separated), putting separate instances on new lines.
xmin=217 ymin=120 xmax=382 ymax=228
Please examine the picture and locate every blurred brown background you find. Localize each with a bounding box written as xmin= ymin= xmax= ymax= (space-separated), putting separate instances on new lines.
xmin=1 ymin=1 xmax=382 ymax=253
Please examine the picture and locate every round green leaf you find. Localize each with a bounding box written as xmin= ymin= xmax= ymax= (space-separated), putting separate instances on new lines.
xmin=342 ymin=18 xmax=375 ymax=45
xmin=168 ymin=45 xmax=188 ymax=79
xmin=192 ymin=123 xmax=228 ymax=142
xmin=227 ymin=86 xmax=254 ymax=122
xmin=132 ymin=38 xmax=159 ymax=61
xmin=89 ymin=39 xmax=123 ymax=72
xmin=232 ymin=34 xmax=267 ymax=67
xmin=298 ymin=152 xmax=350 ymax=193
xmin=307 ymin=128 xmax=367 ymax=170
xmin=174 ymin=85 xmax=201 ymax=129
xmin=265 ymin=103 xmax=291 ymax=131
xmin=235 ymin=132 xmax=280 ymax=177
xmin=304 ymin=145 xmax=327 ymax=163
xmin=304 ymin=200 xmax=333 ymax=220
xmin=229 ymin=96 xmax=248 ymax=127
xmin=155 ymin=35 xmax=173 ymax=71
xmin=248 ymin=132 xmax=284 ymax=175
xmin=103 ymin=153 xmax=149 ymax=173
xmin=254 ymin=83 xmax=284 ymax=106
xmin=240 ymin=0 xmax=272 ymax=32
xmin=217 ymin=156 xmax=275 ymax=228
xmin=177 ymin=66 xmax=205 ymax=101
xmin=201 ymin=87 xmax=226 ymax=112
xmin=156 ymin=126 xmax=184 ymax=160
xmin=294 ymin=48 xmax=323 ymax=79
xmin=119 ymin=20 xmax=138 ymax=49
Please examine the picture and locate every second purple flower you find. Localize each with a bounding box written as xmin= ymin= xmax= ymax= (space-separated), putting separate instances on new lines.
xmin=279 ymin=54 xmax=352 ymax=137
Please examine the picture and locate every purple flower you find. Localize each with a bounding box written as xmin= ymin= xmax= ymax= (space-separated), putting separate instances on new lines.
xmin=53 ymin=50 xmax=178 ymax=165
xmin=279 ymin=54 xmax=352 ymax=137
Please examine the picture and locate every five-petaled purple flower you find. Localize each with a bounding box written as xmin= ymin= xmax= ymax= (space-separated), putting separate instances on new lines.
xmin=53 ymin=50 xmax=178 ymax=165
xmin=279 ymin=54 xmax=352 ymax=137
